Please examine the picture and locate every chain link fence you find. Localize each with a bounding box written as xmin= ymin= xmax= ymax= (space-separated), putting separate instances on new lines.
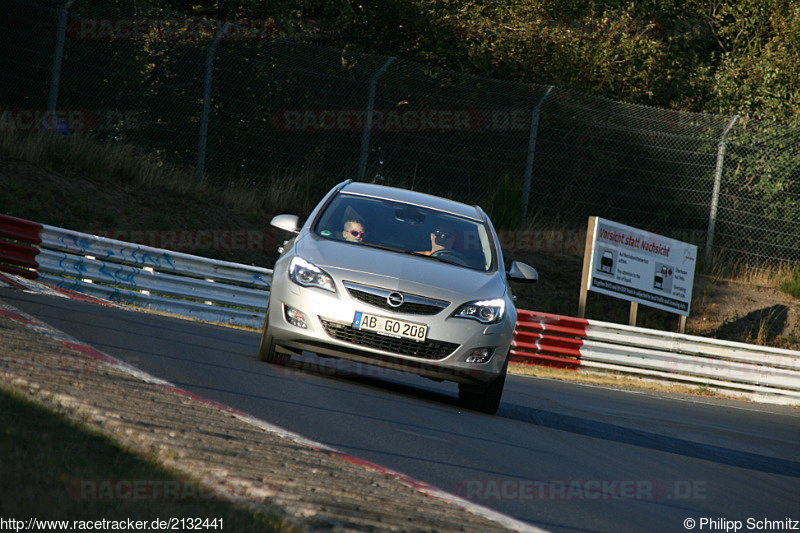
xmin=2 ymin=0 xmax=798 ymax=269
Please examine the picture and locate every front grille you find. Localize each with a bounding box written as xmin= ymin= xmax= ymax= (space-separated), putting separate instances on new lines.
xmin=344 ymin=282 xmax=449 ymax=316
xmin=320 ymin=319 xmax=459 ymax=360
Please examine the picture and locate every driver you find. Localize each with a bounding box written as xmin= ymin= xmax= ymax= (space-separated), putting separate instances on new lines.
xmin=421 ymin=224 xmax=455 ymax=255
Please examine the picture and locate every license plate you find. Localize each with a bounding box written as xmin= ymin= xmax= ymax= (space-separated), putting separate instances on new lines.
xmin=353 ymin=312 xmax=428 ymax=342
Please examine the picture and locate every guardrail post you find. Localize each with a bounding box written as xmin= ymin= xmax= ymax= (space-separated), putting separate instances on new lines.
xmin=44 ymin=0 xmax=76 ymax=132
xmin=357 ymin=57 xmax=396 ymax=182
xmin=196 ymin=22 xmax=232 ymax=184
xmin=705 ymin=115 xmax=739 ymax=264
xmin=521 ymin=86 xmax=553 ymax=218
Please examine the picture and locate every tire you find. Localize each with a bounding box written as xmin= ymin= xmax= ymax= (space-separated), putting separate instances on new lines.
xmin=458 ymin=356 xmax=508 ymax=415
xmin=257 ymin=311 xmax=287 ymax=365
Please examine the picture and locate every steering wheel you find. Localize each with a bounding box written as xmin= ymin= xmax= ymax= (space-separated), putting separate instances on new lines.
xmin=431 ymin=249 xmax=470 ymax=267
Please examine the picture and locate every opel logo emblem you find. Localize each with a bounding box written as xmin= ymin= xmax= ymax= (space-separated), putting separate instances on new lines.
xmin=387 ymin=292 xmax=404 ymax=307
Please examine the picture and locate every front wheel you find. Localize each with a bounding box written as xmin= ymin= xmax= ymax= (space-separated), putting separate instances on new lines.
xmin=257 ymin=311 xmax=287 ymax=365
xmin=458 ymin=356 xmax=508 ymax=415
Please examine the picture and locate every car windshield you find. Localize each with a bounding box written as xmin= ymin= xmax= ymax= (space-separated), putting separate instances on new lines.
xmin=313 ymin=192 xmax=496 ymax=272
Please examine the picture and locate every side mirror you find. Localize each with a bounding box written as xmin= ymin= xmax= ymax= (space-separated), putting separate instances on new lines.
xmin=507 ymin=261 xmax=538 ymax=283
xmin=270 ymin=214 xmax=300 ymax=234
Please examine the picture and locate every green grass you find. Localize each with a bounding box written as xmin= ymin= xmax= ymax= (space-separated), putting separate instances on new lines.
xmin=705 ymin=253 xmax=800 ymax=298
xmin=0 ymin=387 xmax=291 ymax=530
xmin=780 ymin=266 xmax=800 ymax=298
xmin=508 ymin=364 xmax=733 ymax=399
xmin=0 ymin=132 xmax=325 ymax=218
xmin=0 ymin=132 xmax=185 ymax=189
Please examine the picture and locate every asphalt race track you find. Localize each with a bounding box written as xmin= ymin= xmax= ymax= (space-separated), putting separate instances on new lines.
xmin=3 ymin=287 xmax=799 ymax=533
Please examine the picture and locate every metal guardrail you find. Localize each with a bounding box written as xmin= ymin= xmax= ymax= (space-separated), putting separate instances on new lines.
xmin=2 ymin=214 xmax=799 ymax=403
xmin=513 ymin=309 xmax=800 ymax=403
xmin=0 ymin=214 xmax=271 ymax=328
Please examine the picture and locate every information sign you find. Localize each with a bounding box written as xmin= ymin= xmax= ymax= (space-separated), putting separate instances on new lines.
xmin=585 ymin=217 xmax=697 ymax=316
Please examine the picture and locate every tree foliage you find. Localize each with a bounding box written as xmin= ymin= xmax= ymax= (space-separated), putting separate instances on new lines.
xmin=144 ymin=0 xmax=798 ymax=124
xmin=1 ymin=0 xmax=796 ymax=266
xmin=699 ymin=0 xmax=800 ymax=123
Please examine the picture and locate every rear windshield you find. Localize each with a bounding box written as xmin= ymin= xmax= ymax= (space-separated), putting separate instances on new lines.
xmin=314 ymin=192 xmax=496 ymax=272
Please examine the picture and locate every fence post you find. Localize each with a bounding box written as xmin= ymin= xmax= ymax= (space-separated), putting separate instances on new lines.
xmin=705 ymin=115 xmax=739 ymax=264
xmin=357 ymin=57 xmax=396 ymax=181
xmin=45 ymin=0 xmax=76 ymax=132
xmin=196 ymin=22 xmax=232 ymax=184
xmin=521 ymin=85 xmax=554 ymax=218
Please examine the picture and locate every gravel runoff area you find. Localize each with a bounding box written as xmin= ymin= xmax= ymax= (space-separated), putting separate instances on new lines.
xmin=0 ymin=294 xmax=544 ymax=533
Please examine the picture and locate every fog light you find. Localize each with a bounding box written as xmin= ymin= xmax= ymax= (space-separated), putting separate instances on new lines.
xmin=284 ymin=305 xmax=307 ymax=329
xmin=465 ymin=348 xmax=495 ymax=364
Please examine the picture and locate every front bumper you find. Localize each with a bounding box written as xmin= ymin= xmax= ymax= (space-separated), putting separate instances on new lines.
xmin=267 ymin=275 xmax=514 ymax=384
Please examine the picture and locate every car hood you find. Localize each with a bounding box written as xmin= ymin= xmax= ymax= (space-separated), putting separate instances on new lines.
xmin=295 ymin=234 xmax=506 ymax=302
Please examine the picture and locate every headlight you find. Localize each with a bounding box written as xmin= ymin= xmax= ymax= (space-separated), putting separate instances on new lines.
xmin=288 ymin=256 xmax=336 ymax=293
xmin=454 ymin=298 xmax=505 ymax=324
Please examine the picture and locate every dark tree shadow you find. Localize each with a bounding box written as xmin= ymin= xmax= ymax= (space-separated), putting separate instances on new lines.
xmin=713 ymin=304 xmax=789 ymax=345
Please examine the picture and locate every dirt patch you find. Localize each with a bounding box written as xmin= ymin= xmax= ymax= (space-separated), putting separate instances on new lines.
xmin=505 ymin=252 xmax=800 ymax=351
xmin=688 ymin=278 xmax=800 ymax=349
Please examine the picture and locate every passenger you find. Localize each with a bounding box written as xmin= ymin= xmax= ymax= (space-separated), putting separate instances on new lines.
xmin=342 ymin=218 xmax=367 ymax=242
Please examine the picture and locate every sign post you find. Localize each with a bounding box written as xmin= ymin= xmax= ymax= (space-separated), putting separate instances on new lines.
xmin=578 ymin=217 xmax=698 ymax=331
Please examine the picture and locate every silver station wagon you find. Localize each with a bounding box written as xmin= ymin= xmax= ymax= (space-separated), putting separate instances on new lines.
xmin=259 ymin=180 xmax=538 ymax=414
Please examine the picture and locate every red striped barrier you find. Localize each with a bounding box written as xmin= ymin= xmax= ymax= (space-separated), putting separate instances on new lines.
xmin=0 ymin=214 xmax=42 ymax=279
xmin=511 ymin=309 xmax=589 ymax=369
xmin=0 ymin=213 xmax=43 ymax=243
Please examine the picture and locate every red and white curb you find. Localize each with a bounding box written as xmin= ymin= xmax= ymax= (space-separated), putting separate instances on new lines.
xmin=0 ymin=276 xmax=548 ymax=533
xmin=0 ymin=271 xmax=121 ymax=307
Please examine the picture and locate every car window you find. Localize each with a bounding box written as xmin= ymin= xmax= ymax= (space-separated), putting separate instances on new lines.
xmin=313 ymin=192 xmax=495 ymax=271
